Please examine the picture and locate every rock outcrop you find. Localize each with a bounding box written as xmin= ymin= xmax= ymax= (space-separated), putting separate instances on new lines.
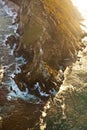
xmin=5 ymin=0 xmax=83 ymax=99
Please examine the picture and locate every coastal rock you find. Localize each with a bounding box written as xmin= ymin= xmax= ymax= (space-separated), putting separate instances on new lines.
xmin=5 ymin=35 xmax=16 ymax=46
xmin=6 ymin=0 xmax=83 ymax=98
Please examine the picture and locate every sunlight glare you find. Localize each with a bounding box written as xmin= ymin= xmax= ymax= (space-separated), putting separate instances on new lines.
xmin=72 ymin=0 xmax=87 ymax=11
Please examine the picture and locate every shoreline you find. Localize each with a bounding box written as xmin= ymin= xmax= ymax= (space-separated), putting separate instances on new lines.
xmin=1 ymin=0 xmax=85 ymax=101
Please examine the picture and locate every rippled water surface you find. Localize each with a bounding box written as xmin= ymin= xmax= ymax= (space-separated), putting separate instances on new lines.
xmin=0 ymin=0 xmax=87 ymax=130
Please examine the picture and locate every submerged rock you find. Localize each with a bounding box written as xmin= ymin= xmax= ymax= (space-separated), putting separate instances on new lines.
xmin=5 ymin=35 xmax=16 ymax=46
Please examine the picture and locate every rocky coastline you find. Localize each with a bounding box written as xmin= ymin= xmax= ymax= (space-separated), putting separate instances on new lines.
xmin=2 ymin=0 xmax=84 ymax=100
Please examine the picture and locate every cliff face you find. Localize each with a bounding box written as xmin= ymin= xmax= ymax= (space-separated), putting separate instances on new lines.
xmin=18 ymin=0 xmax=82 ymax=67
xmin=7 ymin=0 xmax=82 ymax=98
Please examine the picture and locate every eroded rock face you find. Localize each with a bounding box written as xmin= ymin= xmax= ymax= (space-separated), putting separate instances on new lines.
xmin=7 ymin=0 xmax=82 ymax=98
xmin=18 ymin=0 xmax=82 ymax=64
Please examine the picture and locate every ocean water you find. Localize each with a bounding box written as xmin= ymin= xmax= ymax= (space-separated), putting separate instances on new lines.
xmin=0 ymin=0 xmax=87 ymax=130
